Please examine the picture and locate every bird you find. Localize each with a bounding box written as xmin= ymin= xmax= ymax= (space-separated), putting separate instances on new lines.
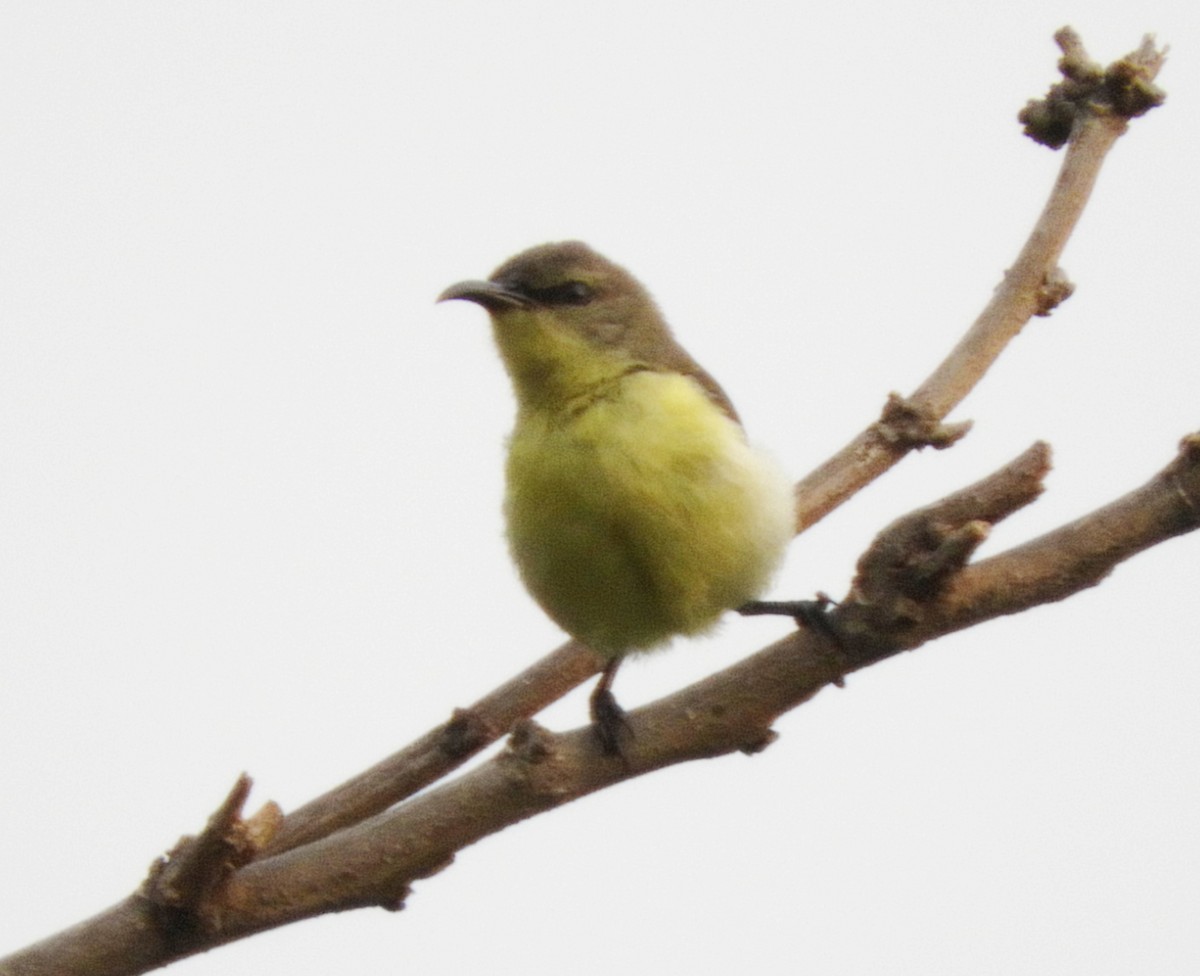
xmin=438 ymin=241 xmax=796 ymax=753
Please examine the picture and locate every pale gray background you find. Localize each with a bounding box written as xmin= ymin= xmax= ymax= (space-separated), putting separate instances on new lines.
xmin=3 ymin=3 xmax=1198 ymax=974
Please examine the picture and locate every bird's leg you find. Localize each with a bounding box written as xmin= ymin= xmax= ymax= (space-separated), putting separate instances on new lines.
xmin=590 ymin=657 xmax=632 ymax=756
xmin=738 ymin=594 xmax=848 ymax=685
xmin=738 ymin=593 xmax=844 ymax=646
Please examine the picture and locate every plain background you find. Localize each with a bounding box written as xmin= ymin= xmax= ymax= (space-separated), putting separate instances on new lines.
xmin=3 ymin=3 xmax=1198 ymax=974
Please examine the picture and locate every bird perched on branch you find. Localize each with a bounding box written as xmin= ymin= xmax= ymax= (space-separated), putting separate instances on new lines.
xmin=439 ymin=241 xmax=795 ymax=753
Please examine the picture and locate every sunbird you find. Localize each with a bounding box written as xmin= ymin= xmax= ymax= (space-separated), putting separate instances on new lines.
xmin=439 ymin=242 xmax=795 ymax=752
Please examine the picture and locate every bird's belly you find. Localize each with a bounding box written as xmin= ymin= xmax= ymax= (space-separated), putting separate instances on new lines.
xmin=504 ymin=378 xmax=794 ymax=656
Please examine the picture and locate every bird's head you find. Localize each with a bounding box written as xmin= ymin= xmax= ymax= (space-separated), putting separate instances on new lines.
xmin=438 ymin=242 xmax=670 ymax=407
xmin=439 ymin=241 xmax=736 ymax=419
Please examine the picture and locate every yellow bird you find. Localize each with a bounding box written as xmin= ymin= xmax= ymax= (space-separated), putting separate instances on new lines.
xmin=439 ymin=242 xmax=795 ymax=752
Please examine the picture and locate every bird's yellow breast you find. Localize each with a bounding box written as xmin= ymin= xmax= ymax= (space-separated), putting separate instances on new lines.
xmin=504 ymin=369 xmax=795 ymax=656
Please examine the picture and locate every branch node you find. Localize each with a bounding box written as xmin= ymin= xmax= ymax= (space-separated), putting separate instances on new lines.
xmin=507 ymin=719 xmax=558 ymax=764
xmin=379 ymin=886 xmax=414 ymax=913
xmin=142 ymin=774 xmax=268 ymax=938
xmin=911 ymin=520 xmax=991 ymax=586
xmin=378 ymin=851 xmax=459 ymax=913
xmin=738 ymin=728 xmax=779 ymax=756
xmin=1167 ymin=433 xmax=1200 ymax=526
xmin=849 ymin=445 xmax=1051 ymax=645
xmin=1020 ymin=27 xmax=1167 ymax=149
xmin=874 ymin=394 xmax=972 ymax=450
xmin=499 ymin=721 xmax=582 ymax=803
xmin=1103 ymin=37 xmax=1169 ymax=119
xmin=1055 ymin=26 xmax=1102 ymax=85
xmin=440 ymin=707 xmax=494 ymax=758
xmin=1034 ymin=267 xmax=1075 ymax=316
xmin=245 ymin=800 xmax=285 ymax=852
xmin=1176 ymin=431 xmax=1200 ymax=462
xmin=888 ymin=595 xmax=927 ymax=627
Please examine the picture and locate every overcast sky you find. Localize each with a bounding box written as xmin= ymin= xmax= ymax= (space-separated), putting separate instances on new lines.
xmin=3 ymin=3 xmax=1199 ymax=974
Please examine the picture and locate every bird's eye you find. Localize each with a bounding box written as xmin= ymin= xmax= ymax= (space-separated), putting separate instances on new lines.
xmin=529 ymin=281 xmax=594 ymax=307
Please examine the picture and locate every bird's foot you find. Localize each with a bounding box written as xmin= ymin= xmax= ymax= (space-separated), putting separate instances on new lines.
xmin=589 ymin=686 xmax=633 ymax=757
xmin=739 ymin=593 xmax=839 ymax=638
xmin=738 ymin=594 xmax=848 ymax=685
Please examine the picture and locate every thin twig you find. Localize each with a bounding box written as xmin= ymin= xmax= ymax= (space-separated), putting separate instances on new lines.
xmin=793 ymin=31 xmax=1165 ymax=533
xmin=263 ymin=638 xmax=600 ymax=855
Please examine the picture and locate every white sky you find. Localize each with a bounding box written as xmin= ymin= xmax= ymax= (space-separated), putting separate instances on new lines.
xmin=2 ymin=3 xmax=1199 ymax=974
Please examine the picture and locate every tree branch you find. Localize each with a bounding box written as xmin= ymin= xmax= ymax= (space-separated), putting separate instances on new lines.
xmin=22 ymin=431 xmax=1191 ymax=976
xmin=262 ymin=637 xmax=601 ymax=855
xmin=793 ymin=28 xmax=1166 ymax=533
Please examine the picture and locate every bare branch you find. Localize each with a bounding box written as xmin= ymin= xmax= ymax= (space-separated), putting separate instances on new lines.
xmin=793 ymin=29 xmax=1166 ymax=533
xmin=144 ymin=774 xmax=260 ymax=930
xmin=12 ymin=429 xmax=1194 ymax=976
xmin=935 ymin=432 xmax=1200 ymax=635
xmin=191 ymin=437 xmax=1200 ymax=948
xmin=263 ymin=638 xmax=602 ymax=855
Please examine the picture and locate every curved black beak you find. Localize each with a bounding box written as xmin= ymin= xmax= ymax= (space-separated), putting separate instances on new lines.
xmin=437 ymin=279 xmax=530 ymax=312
